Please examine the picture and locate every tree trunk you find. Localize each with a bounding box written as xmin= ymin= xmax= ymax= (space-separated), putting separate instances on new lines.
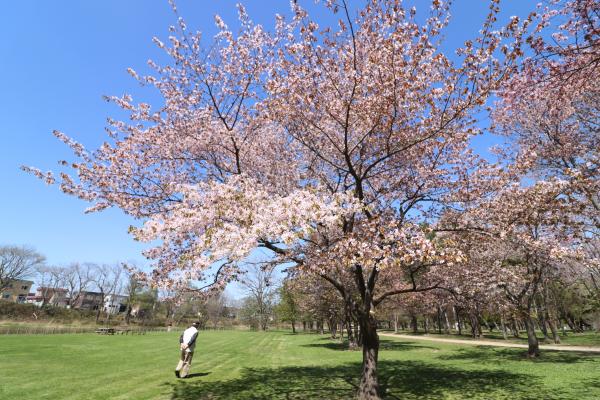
xmin=261 ymin=316 xmax=268 ymax=331
xmin=525 ymin=316 xmax=540 ymax=358
xmin=343 ymin=302 xmax=359 ymax=349
xmin=565 ymin=314 xmax=576 ymax=331
xmin=454 ymin=306 xmax=462 ymax=336
xmin=512 ymin=317 xmax=520 ymax=338
xmin=538 ymin=310 xmax=550 ymax=342
xmin=354 ymin=322 xmax=362 ymax=347
xmin=500 ymin=316 xmax=508 ymax=340
xmin=547 ymin=317 xmax=560 ymax=344
xmin=443 ymin=309 xmax=451 ymax=334
xmin=411 ymin=315 xmax=418 ymax=334
xmin=346 ymin=319 xmax=358 ymax=350
xmin=291 ymin=320 xmax=296 ymax=334
xmin=473 ymin=309 xmax=483 ymax=338
xmin=470 ymin=314 xmax=481 ymax=338
xmin=329 ymin=318 xmax=337 ymax=339
xmin=357 ymin=318 xmax=380 ymax=400
xmin=125 ymin=304 xmax=131 ymax=325
xmin=484 ymin=319 xmax=493 ymax=333
xmin=393 ymin=312 xmax=399 ymax=334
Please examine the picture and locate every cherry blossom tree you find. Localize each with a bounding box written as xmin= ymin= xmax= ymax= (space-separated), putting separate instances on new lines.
xmin=491 ymin=0 xmax=599 ymax=346
xmin=448 ymin=179 xmax=584 ymax=356
xmin=493 ymin=0 xmax=599 ymax=230
xmin=582 ymin=240 xmax=600 ymax=311
xmin=25 ymin=1 xmax=531 ymax=397
xmin=289 ymin=272 xmax=345 ymax=337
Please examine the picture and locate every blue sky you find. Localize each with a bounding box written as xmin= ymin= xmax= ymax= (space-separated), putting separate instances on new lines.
xmin=0 ymin=1 xmax=536 ymax=274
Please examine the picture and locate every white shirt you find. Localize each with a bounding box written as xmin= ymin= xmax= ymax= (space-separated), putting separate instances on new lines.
xmin=181 ymin=326 xmax=199 ymax=352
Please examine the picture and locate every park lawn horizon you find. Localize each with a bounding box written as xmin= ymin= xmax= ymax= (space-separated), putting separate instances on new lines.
xmin=1 ymin=330 xmax=599 ymax=400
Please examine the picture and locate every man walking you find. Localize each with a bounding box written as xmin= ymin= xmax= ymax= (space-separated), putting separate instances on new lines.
xmin=175 ymin=321 xmax=199 ymax=378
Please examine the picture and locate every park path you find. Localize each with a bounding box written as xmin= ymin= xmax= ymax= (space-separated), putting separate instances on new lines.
xmin=379 ymin=333 xmax=600 ymax=353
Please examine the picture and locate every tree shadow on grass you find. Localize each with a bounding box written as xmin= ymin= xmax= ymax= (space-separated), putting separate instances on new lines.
xmin=300 ymin=341 xmax=349 ymax=351
xmin=380 ymin=339 xmax=438 ymax=351
xmin=438 ymin=346 xmax=600 ymax=364
xmin=281 ymin=332 xmax=325 ymax=336
xmin=582 ymin=378 xmax=600 ymax=390
xmin=301 ymin=339 xmax=436 ymax=352
xmin=166 ymin=360 xmax=562 ymax=400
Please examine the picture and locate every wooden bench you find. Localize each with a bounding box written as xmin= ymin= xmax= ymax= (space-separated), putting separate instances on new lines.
xmin=95 ymin=328 xmax=115 ymax=335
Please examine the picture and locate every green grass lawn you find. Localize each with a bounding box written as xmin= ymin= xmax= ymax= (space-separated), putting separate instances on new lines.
xmin=386 ymin=329 xmax=600 ymax=347
xmin=1 ymin=330 xmax=599 ymax=399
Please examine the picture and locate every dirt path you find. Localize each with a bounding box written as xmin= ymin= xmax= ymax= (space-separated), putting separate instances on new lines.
xmin=379 ymin=333 xmax=600 ymax=353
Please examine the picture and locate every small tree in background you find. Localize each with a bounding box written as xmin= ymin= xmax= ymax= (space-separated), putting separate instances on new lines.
xmin=275 ymin=280 xmax=300 ymax=334
xmin=240 ymin=264 xmax=277 ymax=331
xmin=0 ymin=245 xmax=45 ymax=291
xmin=124 ymin=269 xmax=143 ymax=325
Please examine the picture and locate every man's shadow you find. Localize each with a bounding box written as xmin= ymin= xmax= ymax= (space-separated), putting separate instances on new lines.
xmin=183 ymin=372 xmax=211 ymax=378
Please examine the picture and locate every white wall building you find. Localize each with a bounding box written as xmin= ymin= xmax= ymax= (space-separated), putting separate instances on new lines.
xmin=103 ymin=294 xmax=129 ymax=315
